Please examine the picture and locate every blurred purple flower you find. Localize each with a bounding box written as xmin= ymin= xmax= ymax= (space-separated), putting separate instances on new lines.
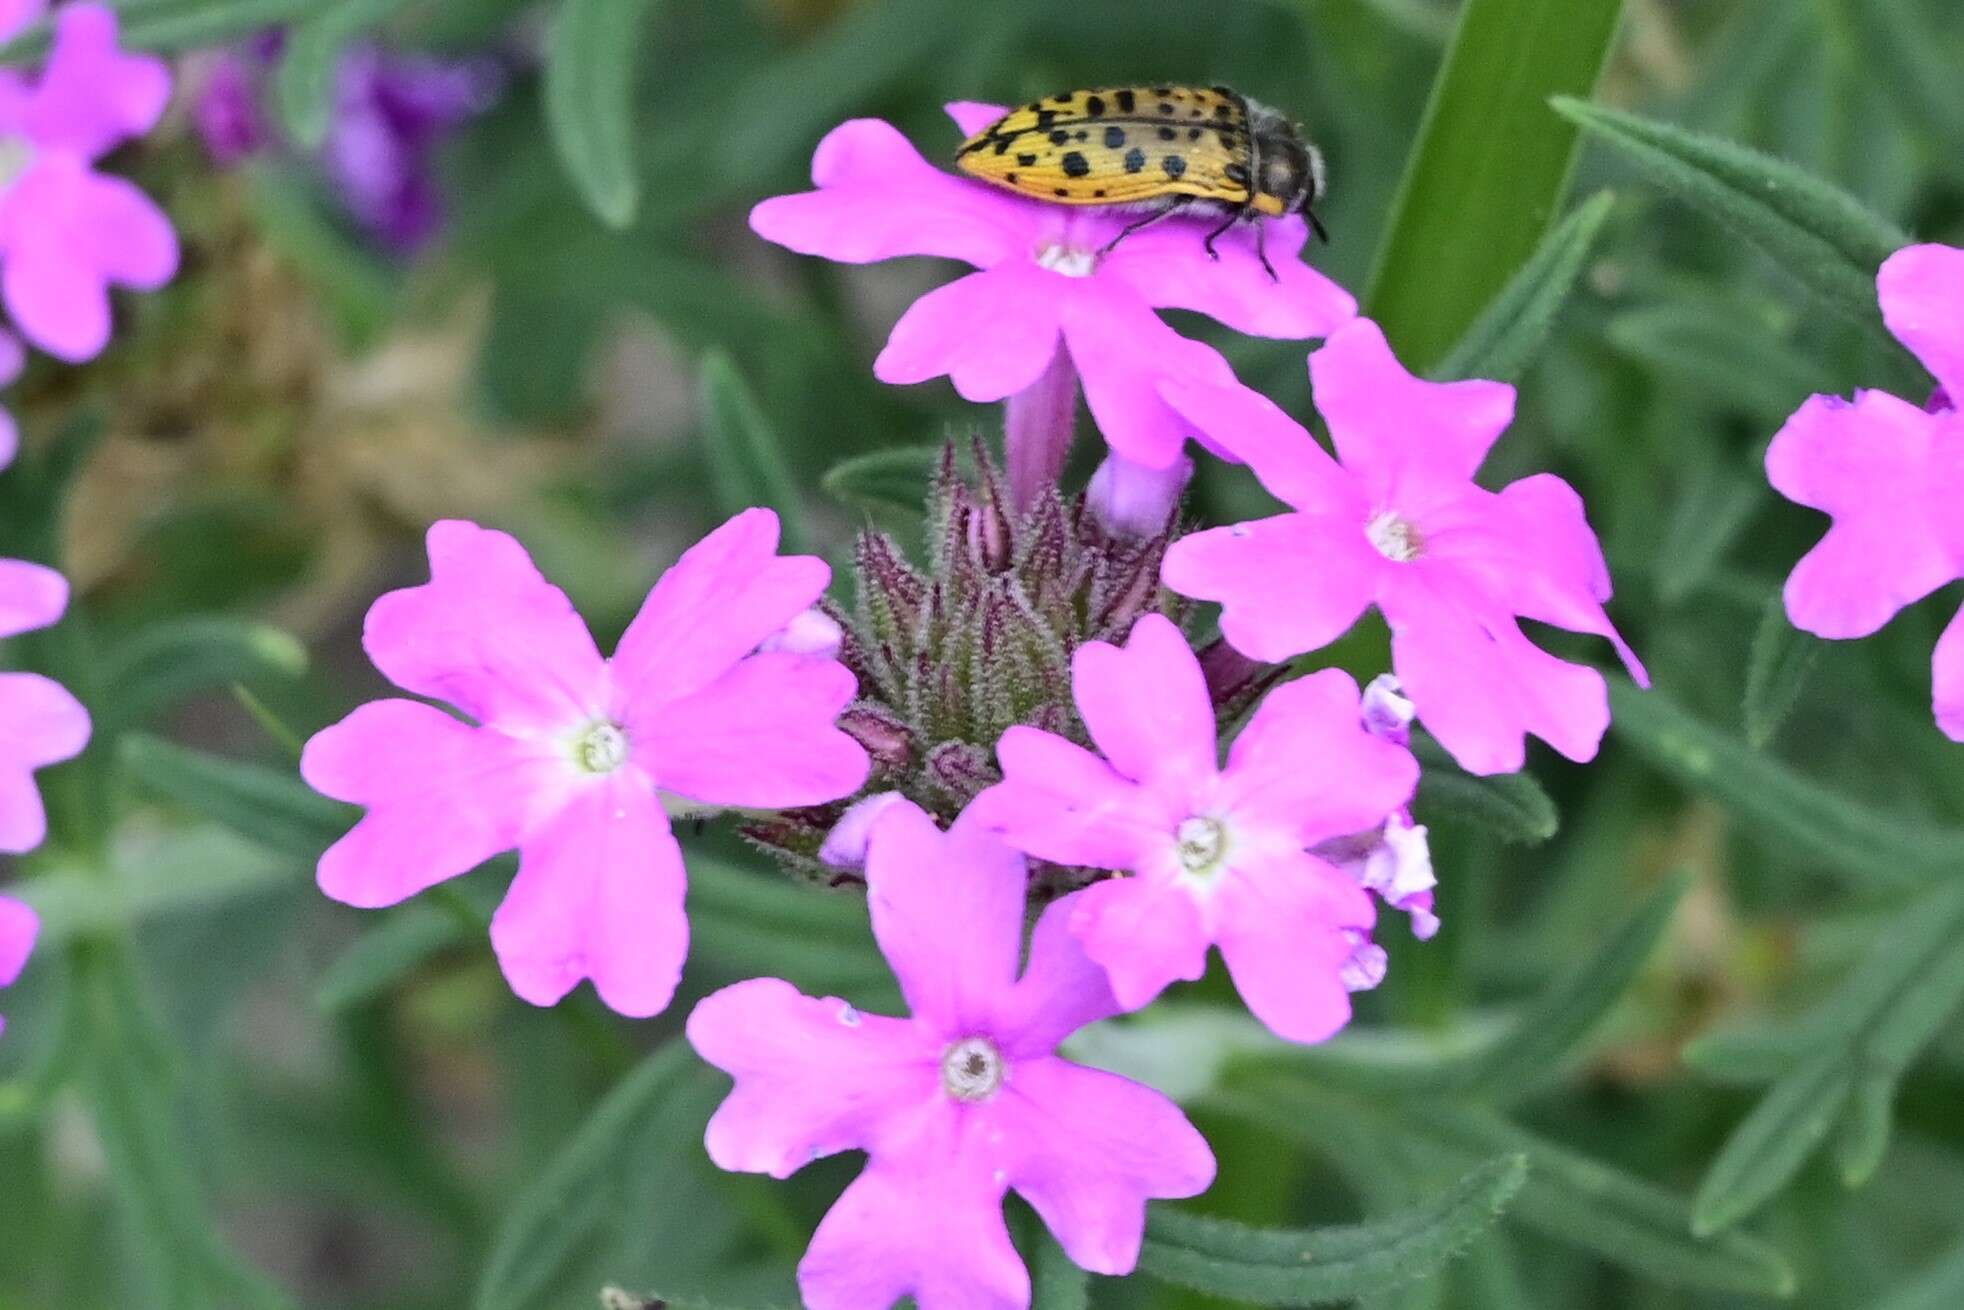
xmin=0 ymin=894 xmax=37 ymax=1037
xmin=0 ymin=552 xmax=90 ymax=854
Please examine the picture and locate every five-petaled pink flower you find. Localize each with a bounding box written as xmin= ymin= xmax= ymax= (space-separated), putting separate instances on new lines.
xmin=301 ymin=511 xmax=870 ymax=1018
xmin=970 ymin=613 xmax=1418 ymax=1044
xmin=0 ymin=548 xmax=90 ymax=854
xmin=1160 ymin=318 xmax=1647 ymax=776
xmin=0 ymin=2 xmax=177 ymax=363
xmin=688 ymin=798 xmax=1214 ymax=1310
xmin=750 ymin=102 xmax=1355 ymax=477
xmin=1766 ymin=243 xmax=1964 ymax=741
xmin=0 ymin=893 xmax=35 ymax=1036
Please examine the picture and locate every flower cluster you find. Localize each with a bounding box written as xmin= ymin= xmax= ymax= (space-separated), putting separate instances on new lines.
xmin=1765 ymin=243 xmax=1964 ymax=740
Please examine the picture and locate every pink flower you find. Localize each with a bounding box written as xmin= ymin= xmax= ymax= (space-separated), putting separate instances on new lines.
xmin=1312 ymin=675 xmax=1438 ymax=940
xmin=1160 ymin=318 xmax=1647 ymax=776
xmin=301 ymin=511 xmax=870 ymax=1018
xmin=0 ymin=553 xmax=89 ymax=852
xmin=0 ymin=893 xmax=36 ymax=1036
xmin=688 ymin=799 xmax=1214 ymax=1310
xmin=1766 ymin=243 xmax=1964 ymax=741
xmin=0 ymin=3 xmax=177 ymax=362
xmin=969 ymin=614 xmax=1418 ymax=1044
xmin=750 ymin=102 xmax=1355 ymax=477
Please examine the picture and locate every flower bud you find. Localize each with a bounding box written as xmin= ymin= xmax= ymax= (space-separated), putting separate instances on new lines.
xmin=1086 ymin=453 xmax=1191 ymax=539
xmin=838 ymin=705 xmax=912 ymax=768
xmin=759 ymin=607 xmax=844 ymax=659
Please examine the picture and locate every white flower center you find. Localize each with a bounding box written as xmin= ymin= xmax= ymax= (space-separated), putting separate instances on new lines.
xmin=941 ymin=1036 xmax=1006 ymax=1102
xmin=572 ymin=721 xmax=630 ymax=774
xmin=1036 ymin=241 xmax=1098 ymax=278
xmin=1366 ymin=510 xmax=1424 ymax=562
xmin=1176 ymin=816 xmax=1229 ymax=876
xmin=0 ymin=138 xmax=33 ymax=191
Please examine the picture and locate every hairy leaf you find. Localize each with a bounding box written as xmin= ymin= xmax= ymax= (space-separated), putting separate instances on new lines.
xmin=1435 ymin=190 xmax=1617 ymax=383
xmin=699 ymin=350 xmax=809 ymax=551
xmin=544 ymin=0 xmax=656 ymax=227
xmin=1743 ymin=597 xmax=1824 ymax=748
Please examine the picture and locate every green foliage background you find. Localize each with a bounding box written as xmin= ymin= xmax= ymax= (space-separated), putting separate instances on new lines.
xmin=2 ymin=0 xmax=1963 ymax=1306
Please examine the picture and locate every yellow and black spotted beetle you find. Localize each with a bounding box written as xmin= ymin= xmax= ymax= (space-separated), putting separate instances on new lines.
xmin=956 ymin=85 xmax=1328 ymax=279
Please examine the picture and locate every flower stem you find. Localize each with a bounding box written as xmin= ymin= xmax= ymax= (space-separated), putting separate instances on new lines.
xmin=1003 ymin=342 xmax=1079 ymax=510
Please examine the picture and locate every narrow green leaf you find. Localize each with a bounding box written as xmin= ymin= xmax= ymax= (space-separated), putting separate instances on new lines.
xmin=1681 ymin=1021 xmax=1820 ymax=1086
xmin=1434 ymin=190 xmax=1616 ymax=383
xmin=1653 ymin=471 xmax=1766 ymax=607
xmin=1833 ymin=1068 xmax=1895 ymax=1188
xmin=1412 ymin=736 xmax=1558 ymax=844
xmin=1607 ymin=678 xmax=1964 ymax=886
xmin=1139 ymin=1155 xmax=1526 ymax=1305
xmin=1366 ymin=0 xmax=1625 ymax=371
xmin=1874 ymin=1240 xmax=1964 ymax=1310
xmin=18 ymin=827 xmax=294 ymax=947
xmin=821 ymin=445 xmax=946 ymax=517
xmin=313 ymin=905 xmax=467 ymax=1012
xmin=1847 ymin=0 xmax=1964 ymax=160
xmin=275 ymin=0 xmax=415 ymax=148
xmin=1692 ymin=1051 xmax=1856 ymax=1235
xmin=699 ymin=350 xmax=809 ymax=551
xmin=1032 ymin=1230 xmax=1090 ymax=1310
xmin=1606 ymin=306 xmax=1821 ymax=422
xmin=543 ymin=0 xmax=653 ymax=228
xmin=1551 ymin=97 xmax=1910 ymax=325
xmin=95 ymin=616 xmax=306 ymax=738
xmin=1743 ymin=597 xmax=1823 ymax=748
xmin=119 ymin=734 xmax=351 ymax=861
xmin=0 ymin=0 xmax=345 ymax=62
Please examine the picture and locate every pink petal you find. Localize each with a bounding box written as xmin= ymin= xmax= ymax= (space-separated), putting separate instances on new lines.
xmin=996 ymin=1058 xmax=1215 ymax=1274
xmin=0 ymin=893 xmax=35 ymax=987
xmin=945 ymin=101 xmax=1008 ymax=137
xmin=1086 ymin=452 xmax=1191 ymax=538
xmin=1480 ymin=474 xmax=1648 ymax=684
xmin=1100 ymin=215 xmax=1356 ymax=339
xmin=1878 ymin=243 xmax=1964 ymax=402
xmin=1161 ymin=514 xmax=1382 ymax=662
xmin=73 ymin=170 xmax=177 ymax=290
xmin=25 ymin=3 xmax=171 ymax=159
xmin=0 ymin=672 xmax=89 ymax=853
xmin=1936 ymin=603 xmax=1964 ymax=743
xmin=1766 ymin=391 xmax=1958 ymax=639
xmin=1072 ymin=613 xmax=1218 ymax=786
xmin=1310 ymin=318 xmax=1515 ymax=498
xmin=1215 ymin=850 xmax=1374 ymax=1044
xmin=490 ymin=778 xmax=687 ymax=1017
xmin=799 ymin=1109 xmax=1028 ymax=1310
xmin=363 ymin=520 xmax=608 ymax=734
xmin=0 ymin=558 xmax=68 ymax=638
xmin=751 ymin=117 xmax=1034 ymax=269
xmin=1224 ymin=668 xmax=1418 ymax=842
xmin=866 ymin=802 xmax=1026 ymax=1036
xmin=992 ymin=892 xmax=1124 ymax=1058
xmin=972 ymin=725 xmax=1170 ymax=869
xmin=1159 ymin=374 xmax=1358 ymax=513
xmin=1059 ymin=285 xmax=1238 ymax=469
xmin=875 ymin=264 xmax=1065 ymax=401
xmin=1068 ymin=875 xmax=1210 ymax=1012
xmin=0 ymin=160 xmax=113 ymax=361
xmin=1382 ymin=568 xmax=1611 ymax=774
xmin=611 ymin=508 xmax=832 ymax=709
xmin=688 ymin=976 xmax=936 ymax=1178
xmin=302 ymin=699 xmax=562 ymax=909
xmin=632 ymin=652 xmax=867 ymax=808
xmin=0 ymin=0 xmax=44 ymax=46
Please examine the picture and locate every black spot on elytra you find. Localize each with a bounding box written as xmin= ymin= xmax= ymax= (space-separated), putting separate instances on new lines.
xmin=1190 ymin=108 xmax=1204 ymax=118
xmin=1017 ymin=153 xmax=1038 ymax=166
xmin=1035 ymin=109 xmax=1059 ymax=131
xmin=1115 ymin=90 xmax=1136 ymax=113
xmin=1006 ymin=172 xmax=1019 ymax=183
xmin=1061 ymin=151 xmax=1091 ymax=178
xmin=1053 ymin=187 xmax=1070 ymax=197
xmin=1158 ymin=102 xmax=1176 ymax=116
xmin=1093 ymin=188 xmax=1107 ymax=197
xmin=1104 ymin=126 xmax=1127 ymax=148
xmin=1188 ymin=127 xmax=1204 ymax=140
xmin=1085 ymin=94 xmax=1106 ymax=116
xmin=1049 ymin=129 xmax=1071 ymax=145
xmin=1123 ymin=147 xmax=1147 ymax=173
xmin=1212 ymin=83 xmax=1233 ymax=96
xmin=1075 ymin=130 xmax=1089 ymax=141
xmin=1224 ymin=162 xmax=1250 ymax=186
xmin=1215 ymin=103 xmax=1235 ymax=120
xmin=993 ymin=137 xmax=1012 ymax=155
xmin=1158 ymin=126 xmax=1177 ymax=141
xmin=1218 ymin=130 xmax=1238 ymax=148
xmin=1052 ymin=93 xmax=1074 ymax=103
xmin=1162 ymin=155 xmax=1187 ymax=178
xmin=1153 ymin=85 xmax=1173 ymax=96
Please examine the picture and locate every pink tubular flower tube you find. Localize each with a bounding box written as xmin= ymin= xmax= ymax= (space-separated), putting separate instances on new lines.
xmin=0 ymin=552 xmax=90 ymax=854
xmin=1160 ymin=317 xmax=1648 ymax=776
xmin=750 ymin=102 xmax=1356 ymax=483
xmin=0 ymin=893 xmax=36 ymax=1036
xmin=688 ymin=799 xmax=1215 ymax=1310
xmin=969 ymin=613 xmax=1419 ymax=1044
xmin=1766 ymin=243 xmax=1964 ymax=741
xmin=0 ymin=3 xmax=177 ymax=363
xmin=301 ymin=511 xmax=870 ymax=1018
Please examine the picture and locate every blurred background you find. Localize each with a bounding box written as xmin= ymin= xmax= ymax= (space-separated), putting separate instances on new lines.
xmin=2 ymin=0 xmax=1963 ymax=1306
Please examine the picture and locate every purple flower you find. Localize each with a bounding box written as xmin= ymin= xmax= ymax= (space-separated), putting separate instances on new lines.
xmin=0 ymin=3 xmax=176 ymax=363
xmin=300 ymin=511 xmax=870 ymax=1018
xmin=687 ymin=799 xmax=1215 ymax=1310
xmin=751 ymin=103 xmax=1356 ymax=481
xmin=970 ymin=614 xmax=1419 ymax=1044
xmin=1161 ymin=318 xmax=1648 ymax=776
xmin=0 ymin=551 xmax=90 ymax=853
xmin=1766 ymin=243 xmax=1964 ymax=741
xmin=0 ymin=893 xmax=37 ymax=1036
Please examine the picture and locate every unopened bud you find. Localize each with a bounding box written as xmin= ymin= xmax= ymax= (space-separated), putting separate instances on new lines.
xmin=839 ymin=706 xmax=912 ymax=767
xmin=759 ymin=608 xmax=844 ymax=659
xmin=1086 ymin=453 xmax=1191 ymax=539
xmin=926 ymin=740 xmax=997 ymax=802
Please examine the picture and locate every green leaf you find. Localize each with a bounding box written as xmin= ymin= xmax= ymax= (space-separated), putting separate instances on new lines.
xmin=1652 ymin=470 xmax=1767 ymax=607
xmin=274 ymin=0 xmax=415 ymax=147
xmin=1365 ymin=0 xmax=1625 ymax=371
xmin=1412 ymin=736 xmax=1559 ymax=845
xmin=1551 ymin=97 xmax=1910 ymax=326
xmin=821 ymin=445 xmax=947 ymax=517
xmin=1 ymin=0 xmax=347 ymax=62
xmin=1833 ymin=1067 xmax=1895 ymax=1188
xmin=1692 ymin=1050 xmax=1856 ymax=1236
xmin=95 ymin=617 xmax=307 ymax=739
xmin=119 ymin=734 xmax=351 ymax=862
xmin=1139 ymin=1156 xmax=1527 ymax=1305
xmin=312 ymin=905 xmax=467 ymax=1012
xmin=1874 ymin=1240 xmax=1964 ymax=1310
xmin=1032 ymin=1230 xmax=1090 ymax=1310
xmin=543 ymin=0 xmax=654 ymax=228
xmin=1605 ymin=305 xmax=1822 ymax=423
xmin=1845 ymin=0 xmax=1964 ymax=161
xmin=17 ymin=827 xmax=296 ymax=948
xmin=1607 ymin=678 xmax=1964 ymax=886
xmin=699 ymin=350 xmax=809 ymax=551
xmin=1434 ymin=190 xmax=1616 ymax=383
xmin=1743 ymin=597 xmax=1823 ymax=748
